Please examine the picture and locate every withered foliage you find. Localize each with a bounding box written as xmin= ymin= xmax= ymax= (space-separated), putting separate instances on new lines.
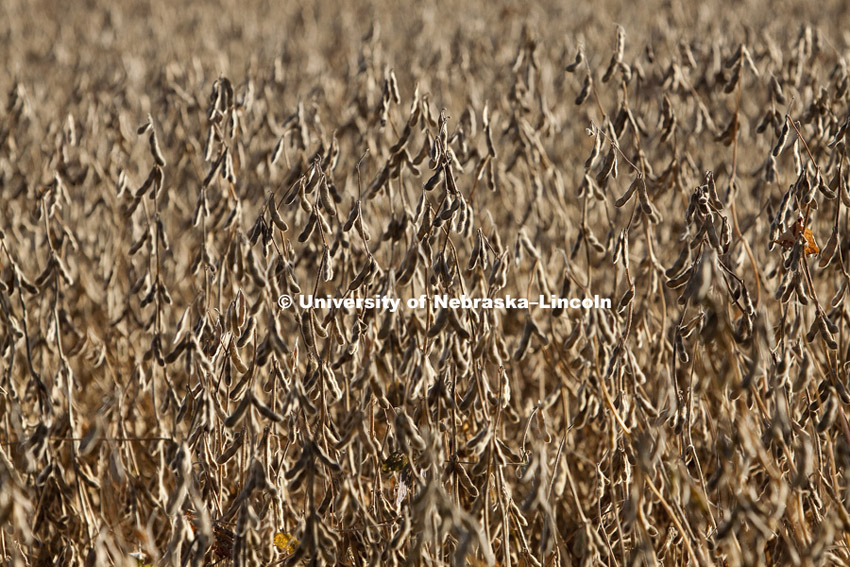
xmin=3 ymin=1 xmax=850 ymax=567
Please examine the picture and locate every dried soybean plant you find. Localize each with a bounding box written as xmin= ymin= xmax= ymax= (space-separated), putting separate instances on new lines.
xmin=5 ymin=1 xmax=850 ymax=567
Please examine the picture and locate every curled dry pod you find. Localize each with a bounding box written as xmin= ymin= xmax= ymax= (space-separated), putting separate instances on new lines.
xmin=137 ymin=116 xmax=152 ymax=135
xmin=666 ymin=266 xmax=693 ymax=289
xmin=794 ymin=271 xmax=809 ymax=304
xmin=818 ymin=317 xmax=839 ymax=349
xmin=778 ymin=279 xmax=794 ymax=303
xmin=248 ymin=217 xmax=266 ymax=244
xmin=595 ymin=148 xmax=615 ymax=185
xmin=617 ymin=287 xmax=634 ymax=314
xmin=584 ymin=227 xmax=606 ymax=253
xmin=615 ymin=176 xmax=641 ymax=207
xmin=156 ymin=217 xmax=170 ymax=251
xmin=467 ymin=230 xmax=483 ymax=271
xmin=321 ymin=364 xmax=343 ymax=401
xmin=149 ymin=166 xmax=164 ymax=199
xmin=453 ymin=462 xmax=479 ymax=498
xmin=282 ymin=178 xmax=302 ymax=206
xmin=343 ymin=201 xmax=361 ymax=232
xmin=130 ymin=273 xmax=148 ymax=295
xmin=270 ymin=135 xmax=285 ymax=165
xmin=817 ymin=396 xmax=836 ymax=433
xmin=389 ymin=69 xmax=401 ymax=103
xmin=316 ymin=209 xmax=331 ymax=235
xmin=348 ymin=258 xmax=374 ymax=291
xmin=601 ymin=54 xmax=618 ymax=83
xmin=637 ymin=177 xmax=660 ymax=216
xmin=377 ymin=308 xmax=395 ymax=340
xmin=447 ymin=308 xmax=470 ymax=340
xmin=723 ymin=64 xmax=741 ymax=94
xmin=818 ymin=175 xmax=837 ymax=199
xmin=236 ymin=316 xmax=255 ymax=348
xmin=300 ymin=311 xmax=315 ymax=350
xmin=311 ymin=310 xmax=328 ymax=339
xmin=270 ymin=201 xmax=288 ymax=231
xmin=720 ymin=216 xmax=732 ymax=251
xmin=319 ymin=176 xmax=336 ymax=215
xmin=298 ymin=184 xmax=313 ymax=213
xmin=466 ymin=423 xmax=491 ymax=454
xmin=840 ymin=173 xmax=850 ymax=207
xmin=149 ymin=130 xmax=166 ymax=166
xmin=565 ymin=48 xmax=583 ymax=72
xmin=356 ymin=212 xmax=371 ymax=241
xmin=298 ymin=213 xmax=317 ymax=242
xmin=424 ymin=169 xmax=442 ymax=191
xmin=575 ymin=74 xmax=592 ymax=105
xmin=202 ymin=153 xmax=224 ymax=188
xmin=818 ymin=228 xmax=838 ymax=268
xmin=216 ymin=432 xmax=245 ymax=466
xmin=397 ymin=247 xmax=418 ymax=286
xmin=830 ymin=281 xmax=847 ymax=308
xmin=764 ymin=154 xmax=778 ymax=182
xmin=513 ymin=318 xmax=533 ymax=361
xmin=321 ymin=246 xmax=333 ymax=281
xmin=164 ymin=339 xmax=188 ymax=364
xmin=805 ymin=316 xmax=821 ymax=342
xmin=585 ymin=130 xmax=602 ymax=169
xmin=223 ymin=393 xmax=253 ymax=428
xmin=665 ymin=246 xmax=691 ymax=278
xmin=129 ymin=229 xmax=150 ymax=255
xmin=675 ymin=332 xmax=689 ymax=364
xmin=427 ymin=308 xmax=449 ymax=337
xmin=134 ymin=168 xmax=155 ymax=198
xmin=416 ymin=206 xmax=432 ymax=240
xmin=230 ymin=344 xmax=249 ymax=374
xmin=252 ymin=396 xmax=283 ymax=422
xmin=772 ymin=122 xmax=789 ymax=157
xmin=823 ymin=313 xmax=839 ymax=334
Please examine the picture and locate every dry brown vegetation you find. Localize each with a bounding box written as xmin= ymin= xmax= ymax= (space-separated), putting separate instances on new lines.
xmin=5 ymin=1 xmax=850 ymax=566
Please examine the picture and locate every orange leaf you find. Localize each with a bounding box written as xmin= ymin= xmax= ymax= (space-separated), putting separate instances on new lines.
xmin=802 ymin=227 xmax=819 ymax=255
xmin=772 ymin=217 xmax=819 ymax=256
xmin=274 ymin=532 xmax=299 ymax=555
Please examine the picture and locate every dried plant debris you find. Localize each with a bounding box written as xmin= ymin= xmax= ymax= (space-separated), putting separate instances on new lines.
xmin=4 ymin=2 xmax=850 ymax=567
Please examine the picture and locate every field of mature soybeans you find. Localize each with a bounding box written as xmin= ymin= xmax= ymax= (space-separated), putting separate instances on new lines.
xmin=4 ymin=1 xmax=850 ymax=565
